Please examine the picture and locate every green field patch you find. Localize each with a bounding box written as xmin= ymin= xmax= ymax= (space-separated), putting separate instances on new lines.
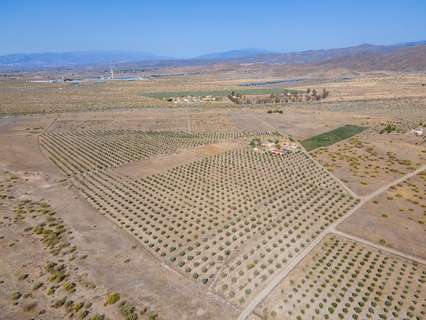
xmin=142 ymin=88 xmax=300 ymax=99
xmin=301 ymin=125 xmax=367 ymax=151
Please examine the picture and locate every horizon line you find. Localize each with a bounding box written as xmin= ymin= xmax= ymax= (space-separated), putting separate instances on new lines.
xmin=1 ymin=38 xmax=425 ymax=59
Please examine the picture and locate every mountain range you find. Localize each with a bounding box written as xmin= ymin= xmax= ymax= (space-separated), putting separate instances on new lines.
xmin=1 ymin=40 xmax=426 ymax=71
xmin=0 ymin=50 xmax=166 ymax=69
xmin=195 ymin=48 xmax=274 ymax=60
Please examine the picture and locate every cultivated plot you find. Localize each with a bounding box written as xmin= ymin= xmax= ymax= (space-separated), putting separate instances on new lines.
xmin=40 ymin=131 xmax=358 ymax=308
xmin=40 ymin=130 xmax=252 ymax=176
xmin=256 ymin=234 xmax=426 ymax=320
xmin=301 ymin=125 xmax=366 ymax=152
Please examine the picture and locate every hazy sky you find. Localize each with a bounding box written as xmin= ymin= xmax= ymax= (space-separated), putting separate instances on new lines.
xmin=2 ymin=0 xmax=426 ymax=57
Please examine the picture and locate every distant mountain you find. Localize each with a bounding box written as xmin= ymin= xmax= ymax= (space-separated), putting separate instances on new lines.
xmin=316 ymin=45 xmax=426 ymax=72
xmin=227 ymin=41 xmax=426 ymax=65
xmin=187 ymin=41 xmax=426 ymax=72
xmin=1 ymin=40 xmax=426 ymax=71
xmin=110 ymin=41 xmax=426 ymax=73
xmin=0 ymin=50 xmax=167 ymax=69
xmin=195 ymin=48 xmax=275 ymax=60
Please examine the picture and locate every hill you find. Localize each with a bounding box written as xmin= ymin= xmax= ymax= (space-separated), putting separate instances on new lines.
xmin=316 ymin=45 xmax=426 ymax=72
xmin=1 ymin=40 xmax=426 ymax=71
xmin=230 ymin=41 xmax=426 ymax=65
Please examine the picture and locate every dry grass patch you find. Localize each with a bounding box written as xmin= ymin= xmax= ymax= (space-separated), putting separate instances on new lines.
xmin=312 ymin=131 xmax=426 ymax=196
xmin=339 ymin=171 xmax=426 ymax=259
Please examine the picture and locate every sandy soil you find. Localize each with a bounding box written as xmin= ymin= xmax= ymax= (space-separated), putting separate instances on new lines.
xmin=2 ymin=73 xmax=426 ymax=115
xmin=338 ymin=171 xmax=426 ymax=259
xmin=0 ymin=118 xmax=243 ymax=320
xmin=255 ymin=234 xmax=426 ymax=320
xmin=0 ymin=72 xmax=425 ymax=320
xmin=113 ymin=140 xmax=245 ymax=179
xmin=312 ymin=130 xmax=426 ymax=196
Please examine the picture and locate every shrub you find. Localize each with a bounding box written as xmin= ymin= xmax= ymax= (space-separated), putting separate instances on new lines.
xmin=148 ymin=313 xmax=158 ymax=320
xmin=105 ymin=292 xmax=120 ymax=305
xmin=18 ymin=273 xmax=29 ymax=281
xmin=119 ymin=300 xmax=138 ymax=320
xmin=78 ymin=309 xmax=89 ymax=319
xmin=74 ymin=302 xmax=84 ymax=312
xmin=52 ymin=297 xmax=67 ymax=308
xmin=11 ymin=291 xmax=22 ymax=300
xmin=33 ymin=282 xmax=43 ymax=290
xmin=64 ymin=282 xmax=76 ymax=293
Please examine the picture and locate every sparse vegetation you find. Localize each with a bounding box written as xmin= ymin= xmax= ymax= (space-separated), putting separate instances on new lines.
xmin=311 ymin=129 xmax=426 ymax=196
xmin=0 ymin=170 xmax=160 ymax=320
xmin=119 ymin=300 xmax=138 ymax=320
xmin=105 ymin=292 xmax=121 ymax=305
xmin=380 ymin=124 xmax=397 ymax=134
xmin=1 ymin=72 xmax=426 ymax=320
xmin=143 ymin=88 xmax=300 ymax=100
xmin=260 ymin=235 xmax=426 ymax=319
xmin=228 ymin=88 xmax=329 ymax=104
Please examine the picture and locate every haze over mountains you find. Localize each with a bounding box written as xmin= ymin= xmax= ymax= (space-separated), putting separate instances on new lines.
xmin=0 ymin=51 xmax=166 ymax=69
xmin=195 ymin=48 xmax=274 ymax=60
xmin=1 ymin=40 xmax=426 ymax=72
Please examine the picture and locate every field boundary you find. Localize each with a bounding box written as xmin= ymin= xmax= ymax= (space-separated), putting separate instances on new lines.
xmin=301 ymin=124 xmax=367 ymax=151
xmin=331 ymin=230 xmax=426 ymax=265
xmin=238 ymin=163 xmax=426 ymax=320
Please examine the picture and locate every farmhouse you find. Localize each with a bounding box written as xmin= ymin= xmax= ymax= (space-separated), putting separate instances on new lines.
xmin=166 ymin=95 xmax=221 ymax=104
xmin=249 ymin=136 xmax=300 ymax=155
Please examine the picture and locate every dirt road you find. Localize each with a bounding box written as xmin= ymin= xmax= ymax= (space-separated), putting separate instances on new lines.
xmin=237 ymin=164 xmax=426 ymax=320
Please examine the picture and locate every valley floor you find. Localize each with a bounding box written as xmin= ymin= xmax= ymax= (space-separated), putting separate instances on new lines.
xmin=0 ymin=75 xmax=425 ymax=320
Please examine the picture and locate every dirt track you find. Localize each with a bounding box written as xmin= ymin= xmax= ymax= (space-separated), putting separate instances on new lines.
xmin=237 ymin=164 xmax=426 ymax=320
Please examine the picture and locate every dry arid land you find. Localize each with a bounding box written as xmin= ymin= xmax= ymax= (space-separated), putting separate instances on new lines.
xmin=0 ymin=72 xmax=425 ymax=320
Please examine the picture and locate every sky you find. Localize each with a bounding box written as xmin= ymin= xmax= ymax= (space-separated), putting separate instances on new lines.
xmin=2 ymin=0 xmax=426 ymax=57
